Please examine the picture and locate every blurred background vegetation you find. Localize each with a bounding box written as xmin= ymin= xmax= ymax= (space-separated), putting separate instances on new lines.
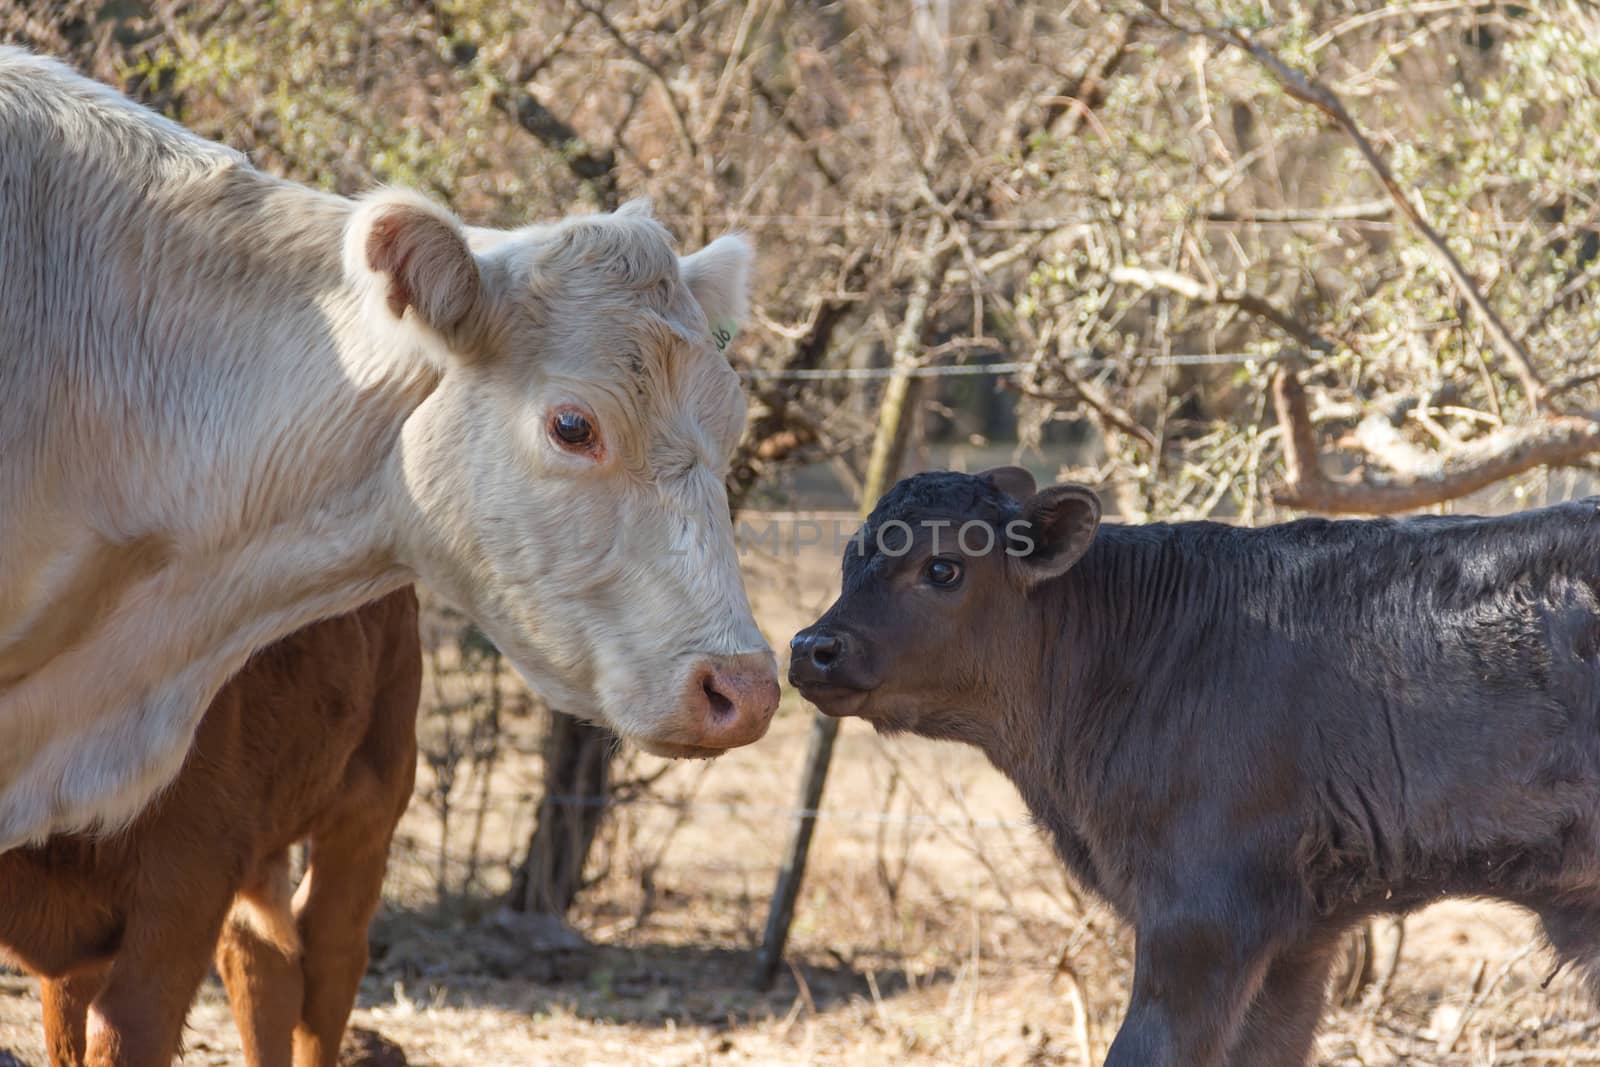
xmin=19 ymin=0 xmax=1598 ymax=879
xmin=4 ymin=3 xmax=1600 ymax=1062
xmin=11 ymin=0 xmax=1599 ymax=524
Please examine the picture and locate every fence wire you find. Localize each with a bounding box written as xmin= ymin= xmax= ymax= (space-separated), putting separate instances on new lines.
xmin=536 ymin=792 xmax=1038 ymax=831
xmin=738 ymin=352 xmax=1263 ymax=382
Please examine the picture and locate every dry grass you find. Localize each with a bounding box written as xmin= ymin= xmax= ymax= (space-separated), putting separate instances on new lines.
xmin=4 ymin=524 xmax=1600 ymax=1065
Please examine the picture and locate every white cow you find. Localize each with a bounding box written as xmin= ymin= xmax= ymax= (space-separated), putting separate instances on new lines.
xmin=0 ymin=48 xmax=779 ymax=850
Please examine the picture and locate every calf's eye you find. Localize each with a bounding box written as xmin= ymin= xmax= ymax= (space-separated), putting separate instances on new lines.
xmin=926 ymin=558 xmax=963 ymax=587
xmin=550 ymin=409 xmax=596 ymax=450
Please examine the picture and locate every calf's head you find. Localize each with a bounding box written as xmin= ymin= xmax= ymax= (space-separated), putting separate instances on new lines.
xmin=789 ymin=468 xmax=1100 ymax=746
xmin=348 ymin=194 xmax=777 ymax=757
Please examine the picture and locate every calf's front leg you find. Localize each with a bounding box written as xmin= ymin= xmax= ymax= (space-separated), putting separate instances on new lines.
xmin=217 ymin=853 xmax=304 ymax=1067
xmin=1104 ymin=913 xmax=1276 ymax=1067
xmin=39 ymin=971 xmax=104 ymax=1067
xmin=292 ymin=775 xmax=404 ymax=1067
xmin=1223 ymin=938 xmax=1337 ymax=1067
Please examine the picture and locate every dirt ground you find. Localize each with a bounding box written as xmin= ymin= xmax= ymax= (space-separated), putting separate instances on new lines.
xmin=5 ymin=514 xmax=1600 ymax=1065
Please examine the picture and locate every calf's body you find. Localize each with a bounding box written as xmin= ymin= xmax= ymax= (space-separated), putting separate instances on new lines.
xmin=792 ymin=469 xmax=1600 ymax=1067
xmin=0 ymin=589 xmax=421 ymax=1067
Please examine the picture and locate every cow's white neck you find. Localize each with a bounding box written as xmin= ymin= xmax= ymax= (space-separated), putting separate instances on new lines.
xmin=0 ymin=47 xmax=780 ymax=848
xmin=0 ymin=120 xmax=438 ymax=845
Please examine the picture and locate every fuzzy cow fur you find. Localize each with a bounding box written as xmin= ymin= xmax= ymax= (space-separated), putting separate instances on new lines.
xmin=0 ymin=590 xmax=420 ymax=1067
xmin=794 ymin=468 xmax=1600 ymax=1067
xmin=0 ymin=48 xmax=777 ymax=849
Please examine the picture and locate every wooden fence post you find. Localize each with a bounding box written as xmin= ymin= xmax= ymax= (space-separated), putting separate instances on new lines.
xmin=755 ymin=223 xmax=951 ymax=987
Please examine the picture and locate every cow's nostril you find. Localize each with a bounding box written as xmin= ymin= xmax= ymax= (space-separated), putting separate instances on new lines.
xmin=809 ymin=634 xmax=840 ymax=668
xmin=688 ymin=653 xmax=779 ymax=749
xmin=703 ymin=678 xmax=736 ymax=722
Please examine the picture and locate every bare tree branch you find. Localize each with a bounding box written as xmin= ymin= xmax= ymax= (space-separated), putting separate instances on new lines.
xmin=1200 ymin=200 xmax=1392 ymax=224
xmin=1272 ymin=366 xmax=1600 ymax=514
xmin=499 ymin=91 xmax=620 ymax=207
xmin=1014 ymin=13 xmax=1135 ymax=156
xmin=698 ymin=0 xmax=770 ymax=142
xmin=861 ymin=222 xmax=957 ymax=500
xmin=414 ymin=1 xmax=620 ymax=208
xmin=573 ymin=0 xmax=700 ymax=162
xmin=1009 ymin=374 xmax=1159 ymax=450
xmin=1007 ymin=310 xmax=1159 ymax=451
xmin=728 ymin=254 xmax=873 ymax=507
xmin=749 ymin=72 xmax=844 ymax=190
xmin=1110 ymin=264 xmax=1335 ymax=353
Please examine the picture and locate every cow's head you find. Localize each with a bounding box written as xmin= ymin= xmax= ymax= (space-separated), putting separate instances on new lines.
xmin=347 ymin=194 xmax=777 ymax=757
xmin=788 ymin=468 xmax=1100 ymax=746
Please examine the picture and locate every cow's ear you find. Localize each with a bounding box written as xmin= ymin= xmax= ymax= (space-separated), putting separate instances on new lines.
xmin=351 ymin=192 xmax=482 ymax=340
xmin=1009 ymin=484 xmax=1101 ymax=587
xmin=680 ymin=234 xmax=753 ymax=355
xmin=977 ymin=465 xmax=1036 ymax=503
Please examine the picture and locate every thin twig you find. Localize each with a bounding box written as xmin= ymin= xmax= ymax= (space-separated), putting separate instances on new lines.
xmin=698 ymin=0 xmax=769 ymax=142
xmin=1110 ymin=264 xmax=1335 ymax=354
xmin=1201 ymin=200 xmax=1392 ymax=223
xmin=1213 ymin=22 xmax=1549 ymax=411
xmin=1439 ymin=941 xmax=1540 ymax=1053
xmin=1052 ymin=955 xmax=1096 ymax=1066
xmin=573 ymin=0 xmax=699 ymax=162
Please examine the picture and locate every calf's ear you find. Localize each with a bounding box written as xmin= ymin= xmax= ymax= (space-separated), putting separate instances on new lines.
xmin=1009 ymin=484 xmax=1101 ymax=587
xmin=680 ymin=234 xmax=754 ymax=355
xmin=349 ymin=191 xmax=483 ymax=344
xmin=977 ymin=465 xmax=1037 ymax=502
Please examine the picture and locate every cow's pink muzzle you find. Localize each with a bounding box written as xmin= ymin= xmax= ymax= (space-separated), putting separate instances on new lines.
xmin=645 ymin=650 xmax=779 ymax=757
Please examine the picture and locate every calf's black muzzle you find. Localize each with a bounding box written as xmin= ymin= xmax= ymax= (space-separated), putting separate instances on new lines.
xmin=787 ymin=624 xmax=879 ymax=705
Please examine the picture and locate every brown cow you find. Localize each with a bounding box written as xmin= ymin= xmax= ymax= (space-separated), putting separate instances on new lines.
xmin=0 ymin=589 xmax=421 ymax=1067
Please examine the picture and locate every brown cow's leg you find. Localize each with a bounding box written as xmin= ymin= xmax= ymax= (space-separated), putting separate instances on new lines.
xmin=80 ymin=895 xmax=231 ymax=1067
xmin=217 ymin=852 xmax=303 ymax=1067
xmin=40 ymin=970 xmax=105 ymax=1067
xmin=1223 ymin=939 xmax=1337 ymax=1067
xmin=291 ymin=780 xmax=398 ymax=1067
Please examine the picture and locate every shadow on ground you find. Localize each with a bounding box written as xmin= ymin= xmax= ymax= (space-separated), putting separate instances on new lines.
xmin=361 ymin=903 xmax=957 ymax=1031
xmin=1 ymin=898 xmax=963 ymax=1066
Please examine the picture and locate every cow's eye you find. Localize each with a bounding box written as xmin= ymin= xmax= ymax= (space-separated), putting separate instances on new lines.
xmin=925 ymin=558 xmax=963 ymax=588
xmin=550 ymin=409 xmax=596 ymax=450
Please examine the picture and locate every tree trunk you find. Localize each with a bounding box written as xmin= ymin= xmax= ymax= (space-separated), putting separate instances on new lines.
xmin=509 ymin=710 xmax=614 ymax=915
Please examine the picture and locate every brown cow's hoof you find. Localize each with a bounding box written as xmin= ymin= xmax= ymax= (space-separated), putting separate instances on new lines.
xmin=339 ymin=1027 xmax=407 ymax=1067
